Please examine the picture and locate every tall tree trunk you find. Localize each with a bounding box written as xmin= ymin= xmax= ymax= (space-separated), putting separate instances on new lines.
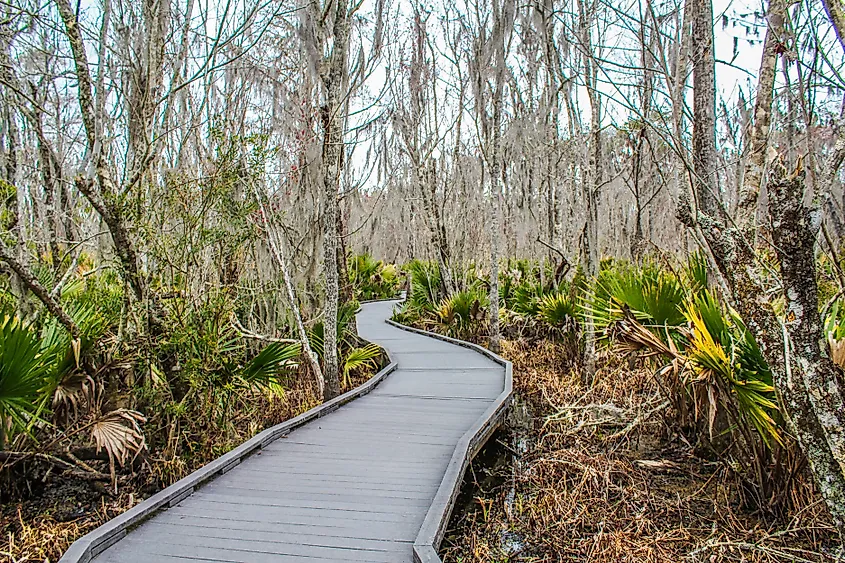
xmin=31 ymin=96 xmax=62 ymax=267
xmin=736 ymin=0 xmax=785 ymax=229
xmin=488 ymin=154 xmax=503 ymax=354
xmin=690 ymin=0 xmax=720 ymax=216
xmin=318 ymin=0 xmax=352 ymax=401
xmin=420 ymin=163 xmax=454 ymax=298
xmin=578 ymin=0 xmax=601 ymax=380
xmin=55 ymin=0 xmax=149 ymax=309
xmin=685 ymin=0 xmax=845 ymax=538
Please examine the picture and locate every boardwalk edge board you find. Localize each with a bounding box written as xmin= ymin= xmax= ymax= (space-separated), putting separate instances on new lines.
xmin=385 ymin=319 xmax=515 ymax=563
xmin=59 ymin=354 xmax=399 ymax=563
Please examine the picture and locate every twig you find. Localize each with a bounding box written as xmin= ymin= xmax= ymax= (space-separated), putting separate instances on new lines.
xmin=0 ymin=241 xmax=81 ymax=338
xmin=229 ymin=313 xmax=298 ymax=343
xmin=606 ymin=400 xmax=670 ymax=440
xmin=0 ymin=451 xmax=111 ymax=481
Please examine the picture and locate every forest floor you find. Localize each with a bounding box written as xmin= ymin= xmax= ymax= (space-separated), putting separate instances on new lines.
xmin=439 ymin=340 xmax=841 ymax=563
xmin=0 ymin=369 xmax=373 ymax=563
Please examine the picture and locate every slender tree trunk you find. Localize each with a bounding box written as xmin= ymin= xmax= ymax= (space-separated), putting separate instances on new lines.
xmin=251 ymin=184 xmax=325 ymax=397
xmin=419 ymin=164 xmax=454 ymax=298
xmin=322 ymin=129 xmax=341 ymax=401
xmin=55 ymin=0 xmax=149 ymax=309
xmin=578 ymin=0 xmax=601 ymax=380
xmin=0 ymin=241 xmax=80 ymax=338
xmin=737 ymin=0 xmax=786 ymax=228
xmin=489 ymin=157 xmax=503 ymax=353
xmin=31 ymin=97 xmax=62 ymax=267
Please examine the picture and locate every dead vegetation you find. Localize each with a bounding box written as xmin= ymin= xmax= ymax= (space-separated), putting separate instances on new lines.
xmin=441 ymin=340 xmax=840 ymax=563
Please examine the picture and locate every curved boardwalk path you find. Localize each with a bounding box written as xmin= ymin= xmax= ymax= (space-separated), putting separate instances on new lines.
xmin=64 ymin=299 xmax=509 ymax=563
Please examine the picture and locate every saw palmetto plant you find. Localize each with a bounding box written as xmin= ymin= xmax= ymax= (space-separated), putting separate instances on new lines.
xmin=682 ymin=292 xmax=781 ymax=447
xmin=587 ymin=260 xmax=789 ymax=507
xmin=348 ymin=253 xmax=401 ymax=300
xmin=341 ymin=343 xmax=381 ymax=389
xmin=0 ymin=313 xmax=52 ymax=449
xmin=436 ymin=288 xmax=489 ymax=339
xmin=587 ymin=260 xmax=688 ymax=336
xmin=241 ymin=341 xmax=301 ymax=392
xmin=407 ymin=259 xmax=442 ymax=311
xmin=536 ymin=292 xmax=579 ymax=331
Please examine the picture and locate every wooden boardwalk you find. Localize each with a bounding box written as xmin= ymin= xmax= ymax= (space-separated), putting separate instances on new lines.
xmin=65 ymin=299 xmax=509 ymax=563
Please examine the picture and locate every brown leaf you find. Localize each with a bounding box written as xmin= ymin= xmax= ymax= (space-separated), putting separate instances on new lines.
xmin=90 ymin=409 xmax=147 ymax=466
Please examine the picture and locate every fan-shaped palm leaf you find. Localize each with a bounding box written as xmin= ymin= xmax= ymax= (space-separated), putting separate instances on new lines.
xmin=242 ymin=342 xmax=301 ymax=389
xmin=408 ymin=260 xmax=441 ymax=310
xmin=683 ymin=298 xmax=781 ymax=447
xmin=342 ymin=343 xmax=381 ymax=387
xmin=537 ymin=293 xmax=579 ymax=330
xmin=437 ymin=289 xmax=488 ymax=337
xmin=90 ymin=409 xmax=146 ymax=466
xmin=0 ymin=313 xmax=52 ymax=446
xmin=587 ymin=262 xmax=687 ymax=339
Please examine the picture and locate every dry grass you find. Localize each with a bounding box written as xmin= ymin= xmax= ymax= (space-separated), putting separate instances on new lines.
xmin=441 ymin=339 xmax=839 ymax=563
xmin=0 ymin=496 xmax=134 ymax=563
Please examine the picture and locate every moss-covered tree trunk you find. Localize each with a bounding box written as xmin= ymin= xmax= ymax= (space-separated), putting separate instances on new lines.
xmin=686 ymin=0 xmax=845 ymax=538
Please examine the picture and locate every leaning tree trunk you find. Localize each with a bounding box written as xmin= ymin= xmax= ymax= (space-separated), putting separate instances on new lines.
xmin=252 ymin=184 xmax=326 ymax=398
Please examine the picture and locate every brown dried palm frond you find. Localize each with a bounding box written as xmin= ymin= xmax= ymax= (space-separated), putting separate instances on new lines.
xmin=53 ymin=371 xmax=98 ymax=419
xmin=606 ymin=307 xmax=677 ymax=359
xmin=90 ymin=409 xmax=147 ymax=467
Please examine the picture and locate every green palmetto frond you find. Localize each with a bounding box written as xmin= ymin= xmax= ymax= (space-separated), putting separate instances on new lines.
xmin=436 ymin=289 xmax=488 ymax=337
xmin=407 ymin=260 xmax=441 ymax=310
xmin=509 ymin=280 xmax=546 ymax=317
xmin=41 ymin=302 xmax=112 ymax=395
xmin=241 ymin=342 xmax=301 ymax=390
xmin=682 ymin=251 xmax=709 ymax=293
xmin=348 ymin=254 xmax=400 ymax=300
xmin=683 ymin=296 xmax=781 ymax=447
xmin=537 ymin=292 xmax=579 ymax=329
xmin=0 ymin=313 xmax=52 ymax=446
xmin=587 ymin=262 xmax=688 ymax=339
xmin=342 ymin=343 xmax=381 ymax=388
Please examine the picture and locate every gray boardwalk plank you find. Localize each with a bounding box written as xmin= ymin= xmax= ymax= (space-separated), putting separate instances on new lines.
xmin=91 ymin=299 xmax=505 ymax=563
